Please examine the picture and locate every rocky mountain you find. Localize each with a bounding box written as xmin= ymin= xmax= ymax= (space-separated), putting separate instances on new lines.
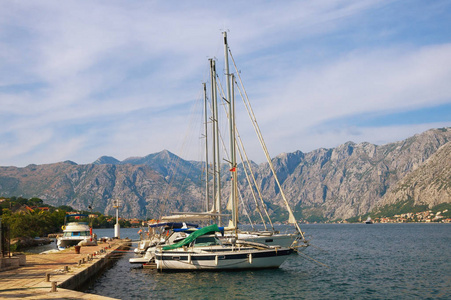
xmin=255 ymin=128 xmax=451 ymax=220
xmin=376 ymin=141 xmax=451 ymax=208
xmin=0 ymin=161 xmax=203 ymax=218
xmin=0 ymin=128 xmax=450 ymax=221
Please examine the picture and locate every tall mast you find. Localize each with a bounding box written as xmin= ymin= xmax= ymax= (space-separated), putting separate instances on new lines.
xmin=224 ymin=31 xmax=238 ymax=229
xmin=210 ymin=58 xmax=222 ymax=225
xmin=203 ymin=83 xmax=210 ymax=213
xmin=231 ymin=73 xmax=238 ymax=228
xmin=209 ymin=59 xmax=217 ymax=215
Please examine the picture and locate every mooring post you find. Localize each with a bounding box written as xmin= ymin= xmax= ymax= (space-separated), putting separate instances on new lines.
xmin=51 ymin=281 xmax=57 ymax=292
xmin=45 ymin=273 xmax=51 ymax=282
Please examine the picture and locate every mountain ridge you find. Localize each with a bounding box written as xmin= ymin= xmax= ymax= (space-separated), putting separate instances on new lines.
xmin=0 ymin=127 xmax=450 ymax=220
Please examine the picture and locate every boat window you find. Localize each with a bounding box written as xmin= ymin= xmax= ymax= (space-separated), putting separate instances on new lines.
xmin=72 ymin=232 xmax=80 ymax=236
xmin=194 ymin=236 xmax=218 ymax=247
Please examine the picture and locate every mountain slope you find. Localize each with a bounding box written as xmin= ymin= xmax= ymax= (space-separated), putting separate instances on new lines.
xmin=0 ymin=161 xmax=203 ymax=218
xmin=252 ymin=128 xmax=451 ymax=220
xmin=377 ymin=141 xmax=451 ymax=208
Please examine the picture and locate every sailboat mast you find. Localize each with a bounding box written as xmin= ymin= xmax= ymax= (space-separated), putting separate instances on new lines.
xmin=224 ymin=31 xmax=238 ymax=229
xmin=210 ymin=58 xmax=222 ymax=225
xmin=203 ymin=83 xmax=210 ymax=213
xmin=231 ymin=73 xmax=238 ymax=228
xmin=209 ymin=59 xmax=217 ymax=215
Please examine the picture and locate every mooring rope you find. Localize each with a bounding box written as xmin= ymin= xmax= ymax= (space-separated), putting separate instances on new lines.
xmin=297 ymin=251 xmax=330 ymax=268
xmin=309 ymin=243 xmax=329 ymax=253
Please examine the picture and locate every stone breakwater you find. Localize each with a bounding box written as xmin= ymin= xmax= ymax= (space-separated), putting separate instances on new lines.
xmin=0 ymin=239 xmax=131 ymax=299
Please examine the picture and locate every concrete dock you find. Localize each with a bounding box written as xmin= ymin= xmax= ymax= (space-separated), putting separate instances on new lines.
xmin=0 ymin=239 xmax=131 ymax=299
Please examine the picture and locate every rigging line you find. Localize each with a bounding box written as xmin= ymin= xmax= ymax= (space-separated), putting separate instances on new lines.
xmin=236 ymin=181 xmax=254 ymax=228
xmin=235 ymin=126 xmax=275 ymax=231
xmin=236 ymin=138 xmax=268 ymax=229
xmin=297 ymin=251 xmax=330 ymax=268
xmin=224 ymin=76 xmax=273 ymax=230
xmin=212 ymin=74 xmax=232 ymax=164
xmin=217 ymin=73 xmax=272 ymax=228
xmin=216 ymin=74 xmax=270 ymax=228
xmin=228 ymin=48 xmax=305 ymax=241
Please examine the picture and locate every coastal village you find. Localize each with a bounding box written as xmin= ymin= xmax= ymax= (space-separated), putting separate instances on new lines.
xmin=337 ymin=209 xmax=451 ymax=224
xmin=376 ymin=210 xmax=450 ymax=223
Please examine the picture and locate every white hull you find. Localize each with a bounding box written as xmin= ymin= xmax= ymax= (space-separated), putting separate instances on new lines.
xmin=130 ymin=246 xmax=156 ymax=264
xmin=155 ymin=247 xmax=293 ymax=270
xmin=131 ymin=232 xmax=300 ymax=265
xmin=57 ymin=236 xmax=92 ymax=250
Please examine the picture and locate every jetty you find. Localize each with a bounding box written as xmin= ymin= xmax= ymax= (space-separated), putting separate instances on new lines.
xmin=0 ymin=239 xmax=131 ymax=299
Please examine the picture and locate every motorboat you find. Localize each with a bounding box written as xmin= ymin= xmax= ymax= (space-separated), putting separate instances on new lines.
xmin=57 ymin=214 xmax=96 ymax=250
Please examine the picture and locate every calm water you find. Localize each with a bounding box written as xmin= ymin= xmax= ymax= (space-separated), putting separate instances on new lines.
xmin=84 ymin=224 xmax=450 ymax=299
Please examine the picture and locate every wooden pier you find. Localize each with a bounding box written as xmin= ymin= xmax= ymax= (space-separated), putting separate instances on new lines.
xmin=0 ymin=239 xmax=131 ymax=299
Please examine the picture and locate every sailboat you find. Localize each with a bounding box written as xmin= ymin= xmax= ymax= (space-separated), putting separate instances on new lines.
xmin=212 ymin=32 xmax=307 ymax=251
xmin=155 ymin=224 xmax=293 ymax=270
xmin=365 ymin=217 xmax=373 ymax=224
xmin=154 ymin=32 xmax=298 ymax=271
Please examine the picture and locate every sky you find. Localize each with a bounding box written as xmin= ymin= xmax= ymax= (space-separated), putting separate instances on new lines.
xmin=1 ymin=0 xmax=451 ymax=167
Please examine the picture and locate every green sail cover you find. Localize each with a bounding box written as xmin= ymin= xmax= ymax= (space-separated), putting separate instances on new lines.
xmin=162 ymin=224 xmax=221 ymax=250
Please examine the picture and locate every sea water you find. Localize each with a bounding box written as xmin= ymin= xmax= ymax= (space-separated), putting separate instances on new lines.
xmin=84 ymin=224 xmax=450 ymax=299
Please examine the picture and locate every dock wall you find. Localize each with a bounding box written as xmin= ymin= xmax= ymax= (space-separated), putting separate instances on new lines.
xmin=59 ymin=241 xmax=131 ymax=290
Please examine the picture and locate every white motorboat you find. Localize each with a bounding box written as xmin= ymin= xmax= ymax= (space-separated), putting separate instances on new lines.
xmin=57 ymin=214 xmax=96 ymax=250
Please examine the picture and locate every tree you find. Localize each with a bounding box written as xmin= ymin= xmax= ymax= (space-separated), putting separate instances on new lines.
xmin=28 ymin=197 xmax=44 ymax=207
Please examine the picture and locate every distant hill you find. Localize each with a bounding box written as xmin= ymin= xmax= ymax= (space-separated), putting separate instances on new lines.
xmin=0 ymin=128 xmax=450 ymax=221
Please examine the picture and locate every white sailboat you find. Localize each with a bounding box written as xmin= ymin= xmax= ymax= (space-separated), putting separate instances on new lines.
xmin=155 ymin=224 xmax=293 ymax=271
xmin=215 ymin=32 xmax=308 ymax=251
xmin=154 ymin=32 xmax=297 ymax=271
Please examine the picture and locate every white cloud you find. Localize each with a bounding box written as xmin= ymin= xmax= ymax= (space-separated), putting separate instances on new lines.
xmin=0 ymin=0 xmax=450 ymax=166
xmin=248 ymin=44 xmax=451 ymax=144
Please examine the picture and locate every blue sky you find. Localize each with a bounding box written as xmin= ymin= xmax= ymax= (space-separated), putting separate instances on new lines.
xmin=1 ymin=0 xmax=450 ymax=167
